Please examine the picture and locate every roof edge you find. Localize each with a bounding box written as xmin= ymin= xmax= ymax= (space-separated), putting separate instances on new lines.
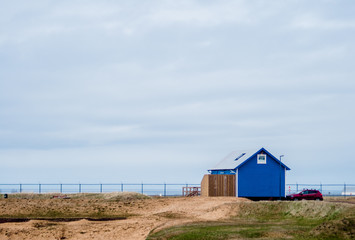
xmin=235 ymin=147 xmax=291 ymax=170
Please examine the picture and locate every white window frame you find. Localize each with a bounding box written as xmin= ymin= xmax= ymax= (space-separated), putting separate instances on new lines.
xmin=257 ymin=154 xmax=267 ymax=164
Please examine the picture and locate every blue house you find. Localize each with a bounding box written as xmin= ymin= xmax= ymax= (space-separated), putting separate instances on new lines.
xmin=208 ymin=148 xmax=290 ymax=198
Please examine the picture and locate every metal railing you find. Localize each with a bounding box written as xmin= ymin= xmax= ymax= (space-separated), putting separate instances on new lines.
xmin=0 ymin=183 xmax=354 ymax=197
xmin=0 ymin=183 xmax=200 ymax=196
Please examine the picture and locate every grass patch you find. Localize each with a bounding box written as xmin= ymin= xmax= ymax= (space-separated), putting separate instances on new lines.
xmin=147 ymin=220 xmax=317 ymax=240
xmin=148 ymin=201 xmax=355 ymax=240
xmin=154 ymin=211 xmax=185 ymax=219
xmin=149 ymin=223 xmax=240 ymax=240
xmin=0 ymin=206 xmax=130 ymax=220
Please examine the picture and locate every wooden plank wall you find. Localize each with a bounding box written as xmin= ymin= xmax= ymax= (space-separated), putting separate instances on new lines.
xmin=200 ymin=174 xmax=210 ymax=197
xmin=200 ymin=174 xmax=236 ymax=197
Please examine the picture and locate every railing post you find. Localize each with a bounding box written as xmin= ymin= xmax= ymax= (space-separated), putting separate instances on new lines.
xmin=141 ymin=183 xmax=143 ymax=194
xmin=39 ymin=184 xmax=41 ymax=194
xmin=320 ymin=183 xmax=322 ymax=193
xmin=164 ymin=183 xmax=166 ymax=197
xmin=344 ymin=183 xmax=346 ymax=198
xmin=79 ymin=184 xmax=81 ymax=193
xmin=296 ymin=183 xmax=298 ymax=192
xmin=60 ymin=184 xmax=62 ymax=193
xmin=100 ymin=184 xmax=103 ymax=193
xmin=121 ymin=183 xmax=123 ymax=192
xmin=19 ymin=184 xmax=22 ymax=193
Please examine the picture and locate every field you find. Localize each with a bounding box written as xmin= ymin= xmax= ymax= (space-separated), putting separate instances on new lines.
xmin=0 ymin=193 xmax=354 ymax=240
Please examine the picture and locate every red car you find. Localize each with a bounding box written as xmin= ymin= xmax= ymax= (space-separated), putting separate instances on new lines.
xmin=286 ymin=189 xmax=323 ymax=201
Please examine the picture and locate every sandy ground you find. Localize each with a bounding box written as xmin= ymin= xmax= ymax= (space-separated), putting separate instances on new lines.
xmin=0 ymin=196 xmax=248 ymax=240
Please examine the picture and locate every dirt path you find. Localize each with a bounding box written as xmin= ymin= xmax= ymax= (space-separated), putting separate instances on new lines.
xmin=0 ymin=197 xmax=247 ymax=240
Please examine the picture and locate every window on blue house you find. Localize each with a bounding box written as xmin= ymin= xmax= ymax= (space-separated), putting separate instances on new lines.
xmin=257 ymin=154 xmax=266 ymax=164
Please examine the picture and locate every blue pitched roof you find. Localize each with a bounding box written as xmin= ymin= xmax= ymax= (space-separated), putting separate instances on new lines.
xmin=208 ymin=147 xmax=291 ymax=171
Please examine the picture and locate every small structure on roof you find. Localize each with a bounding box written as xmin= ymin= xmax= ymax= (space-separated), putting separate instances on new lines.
xmin=201 ymin=147 xmax=291 ymax=199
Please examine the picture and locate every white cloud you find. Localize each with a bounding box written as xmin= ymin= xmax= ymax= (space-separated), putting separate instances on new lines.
xmin=147 ymin=1 xmax=253 ymax=26
xmin=291 ymin=14 xmax=355 ymax=30
xmin=44 ymin=124 xmax=142 ymax=145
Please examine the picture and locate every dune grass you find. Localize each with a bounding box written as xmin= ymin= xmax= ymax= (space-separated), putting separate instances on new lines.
xmin=0 ymin=192 xmax=149 ymax=221
xmin=5 ymin=192 xmax=150 ymax=200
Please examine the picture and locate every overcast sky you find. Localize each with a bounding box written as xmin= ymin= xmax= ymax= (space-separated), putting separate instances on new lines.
xmin=1 ymin=0 xmax=354 ymax=185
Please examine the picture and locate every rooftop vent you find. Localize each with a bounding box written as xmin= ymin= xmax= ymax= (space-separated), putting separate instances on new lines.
xmin=234 ymin=153 xmax=246 ymax=161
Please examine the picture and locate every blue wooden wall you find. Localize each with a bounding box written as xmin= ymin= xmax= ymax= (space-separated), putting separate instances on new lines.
xmin=238 ymin=152 xmax=286 ymax=197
